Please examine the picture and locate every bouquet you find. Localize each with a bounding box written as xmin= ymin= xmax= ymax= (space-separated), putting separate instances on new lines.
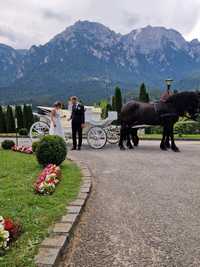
xmin=12 ymin=145 xmax=33 ymax=154
xmin=34 ymin=164 xmax=61 ymax=195
xmin=0 ymin=216 xmax=21 ymax=254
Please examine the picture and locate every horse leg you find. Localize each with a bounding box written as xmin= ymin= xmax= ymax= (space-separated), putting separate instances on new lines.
xmin=126 ymin=127 xmax=134 ymax=149
xmin=133 ymin=129 xmax=139 ymax=146
xmin=160 ymin=126 xmax=167 ymax=151
xmin=170 ymin=123 xmax=180 ymax=152
xmin=119 ymin=124 xmax=126 ymax=150
xmin=165 ymin=133 xmax=171 ymax=149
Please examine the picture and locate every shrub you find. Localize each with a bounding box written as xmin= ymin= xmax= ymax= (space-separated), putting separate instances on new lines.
xmin=36 ymin=135 xmax=67 ymax=166
xmin=23 ymin=105 xmax=34 ymax=131
xmin=1 ymin=140 xmax=15 ymax=150
xmin=15 ymin=105 xmax=24 ymax=130
xmin=6 ymin=105 xmax=15 ymax=133
xmin=174 ymin=121 xmax=200 ymax=135
xmin=0 ymin=106 xmax=7 ymax=133
xmin=32 ymin=141 xmax=40 ymax=152
xmin=19 ymin=128 xmax=28 ymax=136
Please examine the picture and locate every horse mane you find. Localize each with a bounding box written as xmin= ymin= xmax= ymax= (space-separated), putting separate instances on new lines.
xmin=166 ymin=91 xmax=197 ymax=103
xmin=166 ymin=91 xmax=198 ymax=115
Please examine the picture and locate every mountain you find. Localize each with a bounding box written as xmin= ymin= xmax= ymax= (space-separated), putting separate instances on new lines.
xmin=0 ymin=20 xmax=200 ymax=105
xmin=0 ymin=44 xmax=26 ymax=86
xmin=177 ymin=71 xmax=200 ymax=90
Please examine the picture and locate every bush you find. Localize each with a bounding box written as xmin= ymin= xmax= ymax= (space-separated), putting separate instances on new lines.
xmin=174 ymin=121 xmax=200 ymax=135
xmin=0 ymin=106 xmax=7 ymax=133
xmin=19 ymin=128 xmax=28 ymax=136
xmin=1 ymin=140 xmax=15 ymax=150
xmin=36 ymin=135 xmax=67 ymax=166
xmin=15 ymin=105 xmax=24 ymax=130
xmin=6 ymin=105 xmax=15 ymax=133
xmin=32 ymin=141 xmax=40 ymax=152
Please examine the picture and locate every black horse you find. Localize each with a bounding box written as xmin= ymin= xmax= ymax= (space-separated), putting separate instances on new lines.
xmin=119 ymin=91 xmax=200 ymax=152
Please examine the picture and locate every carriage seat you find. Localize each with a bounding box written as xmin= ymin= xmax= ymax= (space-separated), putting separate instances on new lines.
xmin=85 ymin=111 xmax=118 ymax=127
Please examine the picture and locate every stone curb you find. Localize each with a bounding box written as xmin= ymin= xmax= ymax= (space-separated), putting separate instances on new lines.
xmin=35 ymin=156 xmax=92 ymax=267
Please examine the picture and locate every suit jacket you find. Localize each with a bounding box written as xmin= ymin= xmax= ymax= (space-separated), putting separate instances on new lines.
xmin=71 ymin=103 xmax=85 ymax=125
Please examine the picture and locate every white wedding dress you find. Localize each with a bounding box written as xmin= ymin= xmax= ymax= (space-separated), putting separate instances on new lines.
xmin=49 ymin=109 xmax=65 ymax=139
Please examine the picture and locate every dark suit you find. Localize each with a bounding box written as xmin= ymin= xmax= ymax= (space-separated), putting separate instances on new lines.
xmin=71 ymin=103 xmax=85 ymax=148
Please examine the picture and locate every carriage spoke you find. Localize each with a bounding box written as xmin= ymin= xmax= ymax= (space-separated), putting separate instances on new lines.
xmin=30 ymin=122 xmax=50 ymax=140
xmin=87 ymin=126 xmax=107 ymax=149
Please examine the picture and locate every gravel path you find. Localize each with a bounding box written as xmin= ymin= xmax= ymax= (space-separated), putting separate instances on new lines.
xmin=59 ymin=141 xmax=200 ymax=267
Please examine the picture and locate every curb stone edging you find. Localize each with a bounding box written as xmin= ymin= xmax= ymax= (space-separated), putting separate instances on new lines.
xmin=35 ymin=156 xmax=92 ymax=267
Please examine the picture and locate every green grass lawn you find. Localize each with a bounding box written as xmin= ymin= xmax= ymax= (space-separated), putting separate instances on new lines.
xmin=0 ymin=150 xmax=82 ymax=267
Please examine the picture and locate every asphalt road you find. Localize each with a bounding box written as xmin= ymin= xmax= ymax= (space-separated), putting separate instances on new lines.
xmin=59 ymin=141 xmax=200 ymax=267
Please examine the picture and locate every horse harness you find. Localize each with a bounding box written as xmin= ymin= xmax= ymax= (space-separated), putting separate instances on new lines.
xmin=153 ymin=102 xmax=178 ymax=118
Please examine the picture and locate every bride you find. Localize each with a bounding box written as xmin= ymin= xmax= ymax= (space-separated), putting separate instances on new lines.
xmin=49 ymin=101 xmax=65 ymax=139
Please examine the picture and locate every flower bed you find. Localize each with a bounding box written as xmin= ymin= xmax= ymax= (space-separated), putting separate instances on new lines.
xmin=0 ymin=216 xmax=21 ymax=255
xmin=34 ymin=164 xmax=61 ymax=195
xmin=12 ymin=145 xmax=33 ymax=154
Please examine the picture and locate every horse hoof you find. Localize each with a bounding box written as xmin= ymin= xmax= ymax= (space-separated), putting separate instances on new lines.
xmin=120 ymin=146 xmax=126 ymax=151
xmin=172 ymin=147 xmax=180 ymax=152
xmin=128 ymin=146 xmax=134 ymax=150
xmin=160 ymin=146 xmax=167 ymax=151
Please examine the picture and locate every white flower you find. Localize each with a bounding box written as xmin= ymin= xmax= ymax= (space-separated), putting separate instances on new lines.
xmin=0 ymin=216 xmax=4 ymax=225
xmin=0 ymin=228 xmax=9 ymax=249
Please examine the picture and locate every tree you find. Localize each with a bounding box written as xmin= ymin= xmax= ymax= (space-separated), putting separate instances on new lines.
xmin=23 ymin=104 xmax=28 ymax=130
xmin=0 ymin=106 xmax=7 ymax=133
xmin=139 ymin=83 xmax=149 ymax=103
xmin=15 ymin=105 xmax=24 ymax=130
xmin=112 ymin=95 xmax=116 ymax=111
xmin=6 ymin=105 xmax=15 ymax=133
xmin=26 ymin=105 xmax=34 ymax=130
xmin=114 ymin=87 xmax=122 ymax=121
xmin=100 ymin=100 xmax=109 ymax=119
xmin=23 ymin=104 xmax=34 ymax=130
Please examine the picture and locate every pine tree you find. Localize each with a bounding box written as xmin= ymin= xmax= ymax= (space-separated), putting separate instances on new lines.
xmin=0 ymin=106 xmax=7 ymax=133
xmin=139 ymin=83 xmax=150 ymax=103
xmin=6 ymin=105 xmax=15 ymax=133
xmin=15 ymin=105 xmax=24 ymax=130
xmin=114 ymin=87 xmax=122 ymax=121
xmin=26 ymin=105 xmax=34 ymax=130
xmin=23 ymin=104 xmax=28 ymax=130
xmin=112 ymin=96 xmax=116 ymax=111
xmin=100 ymin=100 xmax=109 ymax=119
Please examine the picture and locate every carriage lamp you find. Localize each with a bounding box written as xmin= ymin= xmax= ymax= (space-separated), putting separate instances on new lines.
xmin=165 ymin=79 xmax=173 ymax=91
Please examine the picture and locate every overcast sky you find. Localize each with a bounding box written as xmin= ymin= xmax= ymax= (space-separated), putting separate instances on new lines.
xmin=1 ymin=0 xmax=200 ymax=49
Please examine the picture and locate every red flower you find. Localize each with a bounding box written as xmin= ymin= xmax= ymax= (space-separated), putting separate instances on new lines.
xmin=4 ymin=218 xmax=14 ymax=231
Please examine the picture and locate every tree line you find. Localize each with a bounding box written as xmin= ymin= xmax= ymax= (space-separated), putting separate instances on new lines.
xmin=0 ymin=105 xmax=34 ymax=133
xmin=100 ymin=83 xmax=149 ymax=121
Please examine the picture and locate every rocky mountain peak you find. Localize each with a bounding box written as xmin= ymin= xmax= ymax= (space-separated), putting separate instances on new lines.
xmin=51 ymin=20 xmax=120 ymax=48
xmin=123 ymin=25 xmax=188 ymax=54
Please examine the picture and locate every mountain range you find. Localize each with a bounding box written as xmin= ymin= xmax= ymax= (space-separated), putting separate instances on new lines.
xmin=0 ymin=20 xmax=200 ymax=105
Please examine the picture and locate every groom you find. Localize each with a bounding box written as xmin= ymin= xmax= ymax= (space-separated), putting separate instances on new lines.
xmin=69 ymin=96 xmax=85 ymax=150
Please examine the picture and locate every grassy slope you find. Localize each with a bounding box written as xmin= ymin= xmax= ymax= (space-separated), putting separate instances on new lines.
xmin=0 ymin=150 xmax=82 ymax=267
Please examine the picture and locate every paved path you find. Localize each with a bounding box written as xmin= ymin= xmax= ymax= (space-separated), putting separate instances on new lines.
xmin=59 ymin=141 xmax=200 ymax=267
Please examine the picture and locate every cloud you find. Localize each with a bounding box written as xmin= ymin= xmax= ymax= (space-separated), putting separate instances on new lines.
xmin=0 ymin=26 xmax=17 ymax=42
xmin=0 ymin=24 xmax=32 ymax=48
xmin=42 ymin=9 xmax=71 ymax=23
xmin=122 ymin=11 xmax=141 ymax=29
xmin=0 ymin=0 xmax=200 ymax=48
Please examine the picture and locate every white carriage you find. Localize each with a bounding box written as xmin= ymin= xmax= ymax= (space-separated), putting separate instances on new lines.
xmin=30 ymin=106 xmax=120 ymax=149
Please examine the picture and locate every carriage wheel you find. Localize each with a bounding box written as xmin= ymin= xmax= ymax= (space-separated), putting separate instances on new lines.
xmin=29 ymin=121 xmax=50 ymax=141
xmin=106 ymin=125 xmax=120 ymax=144
xmin=87 ymin=126 xmax=107 ymax=149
